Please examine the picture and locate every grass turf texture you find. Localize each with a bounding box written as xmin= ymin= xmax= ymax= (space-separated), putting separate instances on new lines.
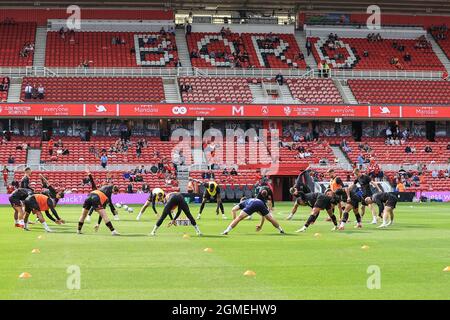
xmin=0 ymin=202 xmax=449 ymax=300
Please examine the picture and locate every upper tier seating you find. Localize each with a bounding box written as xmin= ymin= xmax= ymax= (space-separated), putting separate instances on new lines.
xmin=40 ymin=137 xmax=179 ymax=164
xmin=186 ymin=32 xmax=306 ymax=69
xmin=286 ymin=78 xmax=343 ymax=104
xmin=309 ymin=36 xmax=445 ymax=71
xmin=348 ymin=79 xmax=450 ymax=104
xmin=179 ymin=77 xmax=253 ymax=103
xmin=13 ymin=171 xmax=179 ymax=194
xmin=45 ymin=31 xmax=178 ymax=67
xmin=430 ymin=27 xmax=450 ymax=60
xmin=0 ymin=22 xmax=36 ymax=66
xmin=21 ymin=77 xmax=165 ymax=102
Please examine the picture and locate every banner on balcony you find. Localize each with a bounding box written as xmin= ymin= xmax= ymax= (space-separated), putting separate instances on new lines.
xmin=0 ymin=103 xmax=449 ymax=119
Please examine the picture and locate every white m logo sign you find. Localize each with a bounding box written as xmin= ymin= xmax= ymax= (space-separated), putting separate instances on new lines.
xmin=232 ymin=106 xmax=244 ymax=116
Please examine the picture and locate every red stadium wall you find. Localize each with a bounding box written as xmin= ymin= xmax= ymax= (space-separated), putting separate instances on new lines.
xmin=349 ymin=13 xmax=450 ymax=29
xmin=0 ymin=8 xmax=174 ymax=25
xmin=298 ymin=12 xmax=450 ymax=29
xmin=0 ymin=103 xmax=450 ymax=119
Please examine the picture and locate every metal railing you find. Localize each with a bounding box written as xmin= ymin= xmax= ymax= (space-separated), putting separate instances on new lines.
xmin=193 ymin=67 xmax=311 ymax=77
xmin=328 ymin=69 xmax=444 ymax=80
xmin=0 ymin=65 xmax=445 ymax=81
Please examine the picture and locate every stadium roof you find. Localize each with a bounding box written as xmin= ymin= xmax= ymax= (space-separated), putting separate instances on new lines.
xmin=0 ymin=0 xmax=450 ymax=15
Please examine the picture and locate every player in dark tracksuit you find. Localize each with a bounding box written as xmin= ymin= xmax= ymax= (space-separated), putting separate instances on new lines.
xmin=149 ymin=192 xmax=202 ymax=236
xmin=23 ymin=194 xmax=58 ymax=232
xmin=9 ymin=188 xmax=33 ymax=227
xmin=39 ymin=174 xmax=65 ymax=224
xmin=364 ymin=192 xmax=398 ymax=228
xmin=289 ymin=168 xmax=313 ymax=196
xmin=338 ymin=186 xmax=365 ymax=230
xmin=77 ymin=172 xmax=119 ymax=235
xmin=255 ymin=184 xmax=275 ymax=211
xmin=20 ymin=168 xmax=34 ymax=193
xmin=351 ymin=168 xmax=381 ymax=224
xmin=287 ymin=168 xmax=314 ymax=220
xmin=295 ymin=191 xmax=340 ymax=233
xmin=222 ymin=198 xmax=284 ymax=235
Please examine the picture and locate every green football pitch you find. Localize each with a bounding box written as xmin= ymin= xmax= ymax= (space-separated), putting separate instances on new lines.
xmin=0 ymin=202 xmax=449 ymax=300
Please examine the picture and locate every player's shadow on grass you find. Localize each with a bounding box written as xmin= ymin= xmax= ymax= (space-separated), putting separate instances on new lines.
xmin=197 ymin=234 xmax=223 ymax=238
xmin=399 ymin=224 xmax=431 ymax=229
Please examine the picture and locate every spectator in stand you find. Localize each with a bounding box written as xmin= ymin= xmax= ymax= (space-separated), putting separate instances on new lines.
xmin=275 ymin=73 xmax=284 ymax=85
xmin=317 ymin=61 xmax=323 ymax=77
xmin=80 ymin=59 xmax=92 ymax=70
xmin=222 ymin=167 xmax=229 ymax=175
xmin=127 ymin=182 xmax=134 ymax=193
xmin=37 ymin=84 xmax=45 ymax=99
xmin=0 ymin=77 xmax=9 ymax=92
xmin=447 ymin=143 xmax=450 ymax=150
xmin=142 ymin=183 xmax=150 ymax=193
xmin=24 ymin=83 xmax=33 ymax=99
xmin=2 ymin=165 xmax=9 ymax=186
xmin=424 ymin=145 xmax=433 ymax=153
xmin=397 ymin=181 xmax=406 ymax=192
xmin=403 ymin=52 xmax=411 ymax=62
xmin=230 ymin=167 xmax=238 ymax=176
xmin=136 ymin=143 xmax=142 ymax=158
xmin=323 ymin=62 xmax=330 ymax=78
xmin=100 ymin=153 xmax=108 ymax=169
xmin=7 ymin=155 xmax=15 ymax=164
xmin=305 ymin=38 xmax=312 ymax=56
xmin=431 ymin=170 xmax=439 ymax=178
xmin=357 ymin=154 xmax=365 ymax=169
xmin=48 ymin=139 xmax=54 ymax=156
xmin=405 ymin=146 xmax=412 ymax=153
xmin=186 ymin=23 xmax=192 ymax=35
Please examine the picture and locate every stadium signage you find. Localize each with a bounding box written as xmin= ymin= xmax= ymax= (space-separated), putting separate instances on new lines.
xmin=0 ymin=103 xmax=450 ymax=119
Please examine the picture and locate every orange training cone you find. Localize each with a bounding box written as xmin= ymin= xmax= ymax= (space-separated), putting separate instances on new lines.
xmin=19 ymin=272 xmax=32 ymax=279
xmin=243 ymin=270 xmax=256 ymax=277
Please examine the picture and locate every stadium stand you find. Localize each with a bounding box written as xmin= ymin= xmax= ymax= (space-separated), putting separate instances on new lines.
xmin=0 ymin=76 xmax=9 ymax=101
xmin=0 ymin=22 xmax=36 ymax=66
xmin=430 ymin=25 xmax=450 ymax=60
xmin=179 ymin=77 xmax=253 ymax=103
xmin=342 ymin=137 xmax=450 ymax=164
xmin=45 ymin=31 xmax=178 ymax=67
xmin=190 ymin=169 xmax=261 ymax=185
xmin=13 ymin=170 xmax=180 ymax=194
xmin=40 ymin=137 xmax=179 ymax=164
xmin=348 ymin=79 xmax=450 ymax=104
xmin=309 ymin=36 xmax=445 ymax=71
xmin=286 ymin=78 xmax=344 ymax=104
xmin=186 ymin=32 xmax=306 ymax=68
xmin=0 ymin=8 xmax=174 ymax=25
xmin=0 ymin=141 xmax=28 ymax=164
xmin=20 ymin=77 xmax=166 ymax=102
